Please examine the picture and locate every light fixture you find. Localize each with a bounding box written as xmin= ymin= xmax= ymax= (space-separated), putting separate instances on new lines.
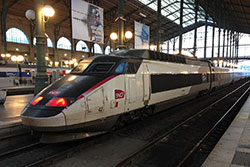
xmin=45 ymin=56 xmax=49 ymax=61
xmin=25 ymin=9 xmax=35 ymax=21
xmin=139 ymin=12 xmax=147 ymax=18
xmin=82 ymin=55 xmax=85 ymax=58
xmin=64 ymin=53 xmax=67 ymax=57
xmin=110 ymin=32 xmax=118 ymax=41
xmin=74 ymin=62 xmax=78 ymax=67
xmin=11 ymin=55 xmax=17 ymax=62
xmin=42 ymin=5 xmax=55 ymax=17
xmin=150 ymin=45 xmax=157 ymax=51
xmin=125 ymin=31 xmax=133 ymax=40
xmin=6 ymin=53 xmax=11 ymax=57
xmin=16 ymin=48 xmax=19 ymax=51
xmin=55 ymin=61 xmax=59 ymax=67
xmin=1 ymin=54 xmax=5 ymax=58
xmin=17 ymin=55 xmax=24 ymax=62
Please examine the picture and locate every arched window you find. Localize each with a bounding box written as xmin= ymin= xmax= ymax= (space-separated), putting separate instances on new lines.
xmin=104 ymin=46 xmax=113 ymax=54
xmin=6 ymin=28 xmax=29 ymax=44
xmin=76 ymin=41 xmax=89 ymax=52
xmin=33 ymin=37 xmax=54 ymax=48
xmin=91 ymin=43 xmax=103 ymax=54
xmin=57 ymin=37 xmax=71 ymax=50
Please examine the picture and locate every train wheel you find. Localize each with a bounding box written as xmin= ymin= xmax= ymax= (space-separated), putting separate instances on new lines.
xmin=112 ymin=114 xmax=131 ymax=130
xmin=145 ymin=106 xmax=155 ymax=116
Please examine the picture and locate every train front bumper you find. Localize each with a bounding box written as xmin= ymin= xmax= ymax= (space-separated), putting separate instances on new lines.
xmin=21 ymin=112 xmax=66 ymax=131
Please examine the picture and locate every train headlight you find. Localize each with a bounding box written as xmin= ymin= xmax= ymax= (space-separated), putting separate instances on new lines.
xmin=46 ymin=98 xmax=68 ymax=107
xmin=31 ymin=96 xmax=43 ymax=105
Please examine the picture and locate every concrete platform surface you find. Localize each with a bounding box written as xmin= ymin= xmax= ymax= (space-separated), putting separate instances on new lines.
xmin=203 ymin=95 xmax=250 ymax=167
xmin=4 ymin=86 xmax=34 ymax=95
xmin=0 ymin=94 xmax=33 ymax=126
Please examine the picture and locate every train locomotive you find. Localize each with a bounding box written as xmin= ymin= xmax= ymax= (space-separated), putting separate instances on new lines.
xmin=21 ymin=49 xmax=250 ymax=143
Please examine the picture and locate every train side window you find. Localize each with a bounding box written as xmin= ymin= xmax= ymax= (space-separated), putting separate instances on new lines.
xmin=126 ymin=61 xmax=141 ymax=74
xmin=126 ymin=63 xmax=136 ymax=74
xmin=115 ymin=62 xmax=128 ymax=73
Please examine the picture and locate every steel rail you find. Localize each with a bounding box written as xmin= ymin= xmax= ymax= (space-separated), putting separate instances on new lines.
xmin=116 ymin=80 xmax=250 ymax=167
xmin=0 ymin=131 xmax=30 ymax=141
xmin=24 ymin=133 xmax=109 ymax=167
xmin=177 ymin=86 xmax=250 ymax=167
xmin=0 ymin=142 xmax=41 ymax=159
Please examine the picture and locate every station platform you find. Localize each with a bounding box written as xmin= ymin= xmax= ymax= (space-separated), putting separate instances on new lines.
xmin=0 ymin=94 xmax=33 ymax=127
xmin=203 ymin=94 xmax=250 ymax=167
xmin=2 ymin=85 xmax=34 ymax=95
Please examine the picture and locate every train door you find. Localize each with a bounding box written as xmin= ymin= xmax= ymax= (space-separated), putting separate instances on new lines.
xmin=125 ymin=62 xmax=138 ymax=111
xmin=125 ymin=75 xmax=136 ymax=104
xmin=124 ymin=60 xmax=144 ymax=111
xmin=143 ymin=64 xmax=150 ymax=105
xmin=86 ymin=87 xmax=105 ymax=121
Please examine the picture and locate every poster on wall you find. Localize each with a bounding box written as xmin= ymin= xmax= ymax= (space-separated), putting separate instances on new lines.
xmin=134 ymin=21 xmax=150 ymax=49
xmin=72 ymin=0 xmax=104 ymax=43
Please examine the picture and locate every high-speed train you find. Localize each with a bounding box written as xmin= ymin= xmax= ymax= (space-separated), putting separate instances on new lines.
xmin=21 ymin=49 xmax=250 ymax=142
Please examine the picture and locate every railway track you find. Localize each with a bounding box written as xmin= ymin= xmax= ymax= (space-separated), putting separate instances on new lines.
xmin=0 ymin=122 xmax=40 ymax=156
xmin=116 ymin=80 xmax=250 ymax=167
xmin=0 ymin=131 xmax=110 ymax=167
xmin=178 ymin=87 xmax=250 ymax=167
xmin=0 ymin=79 xmax=249 ymax=167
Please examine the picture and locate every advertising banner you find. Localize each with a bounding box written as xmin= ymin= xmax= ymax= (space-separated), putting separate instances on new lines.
xmin=72 ymin=0 xmax=104 ymax=43
xmin=134 ymin=21 xmax=150 ymax=49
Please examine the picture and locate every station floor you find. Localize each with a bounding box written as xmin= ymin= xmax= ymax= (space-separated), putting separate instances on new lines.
xmin=1 ymin=93 xmax=250 ymax=166
xmin=0 ymin=94 xmax=33 ymax=126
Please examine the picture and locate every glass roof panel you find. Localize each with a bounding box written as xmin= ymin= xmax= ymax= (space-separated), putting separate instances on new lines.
xmin=137 ymin=0 xmax=207 ymax=27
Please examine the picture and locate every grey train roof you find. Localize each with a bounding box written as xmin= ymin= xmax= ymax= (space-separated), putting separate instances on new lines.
xmin=112 ymin=49 xmax=210 ymax=66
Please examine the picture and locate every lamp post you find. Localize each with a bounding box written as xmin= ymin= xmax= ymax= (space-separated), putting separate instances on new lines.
xmin=33 ymin=0 xmax=54 ymax=94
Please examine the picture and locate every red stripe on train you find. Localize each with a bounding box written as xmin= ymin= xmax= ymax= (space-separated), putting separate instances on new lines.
xmin=77 ymin=74 xmax=118 ymax=100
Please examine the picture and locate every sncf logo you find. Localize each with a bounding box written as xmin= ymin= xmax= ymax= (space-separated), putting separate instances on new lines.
xmin=48 ymin=90 xmax=61 ymax=95
xmin=115 ymin=89 xmax=125 ymax=99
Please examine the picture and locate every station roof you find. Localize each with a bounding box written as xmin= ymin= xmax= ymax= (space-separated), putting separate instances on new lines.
xmin=199 ymin=0 xmax=250 ymax=34
xmin=1 ymin=0 xmax=250 ymax=45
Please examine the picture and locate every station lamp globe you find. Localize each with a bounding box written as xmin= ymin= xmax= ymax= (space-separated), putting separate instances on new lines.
xmin=110 ymin=32 xmax=118 ymax=41
xmin=42 ymin=5 xmax=55 ymax=17
xmin=25 ymin=9 xmax=35 ymax=21
xmin=125 ymin=31 xmax=133 ymax=40
xmin=17 ymin=55 xmax=24 ymax=62
xmin=11 ymin=55 xmax=17 ymax=62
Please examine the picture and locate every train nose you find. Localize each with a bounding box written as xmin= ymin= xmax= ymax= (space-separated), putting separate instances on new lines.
xmin=21 ymin=112 xmax=66 ymax=130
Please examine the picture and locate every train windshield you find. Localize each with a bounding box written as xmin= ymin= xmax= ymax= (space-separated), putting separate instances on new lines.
xmin=87 ymin=62 xmax=116 ymax=73
xmin=70 ymin=59 xmax=92 ymax=74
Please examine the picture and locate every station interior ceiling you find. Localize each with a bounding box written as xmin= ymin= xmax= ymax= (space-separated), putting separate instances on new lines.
xmin=1 ymin=0 xmax=250 ymax=48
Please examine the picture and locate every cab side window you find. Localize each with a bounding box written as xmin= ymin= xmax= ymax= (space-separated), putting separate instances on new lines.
xmin=126 ymin=61 xmax=141 ymax=74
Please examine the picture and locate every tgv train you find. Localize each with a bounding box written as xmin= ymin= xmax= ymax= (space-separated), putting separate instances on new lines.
xmin=21 ymin=49 xmax=250 ymax=142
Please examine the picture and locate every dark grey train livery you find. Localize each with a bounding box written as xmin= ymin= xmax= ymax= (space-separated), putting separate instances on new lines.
xmin=21 ymin=49 xmax=250 ymax=142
